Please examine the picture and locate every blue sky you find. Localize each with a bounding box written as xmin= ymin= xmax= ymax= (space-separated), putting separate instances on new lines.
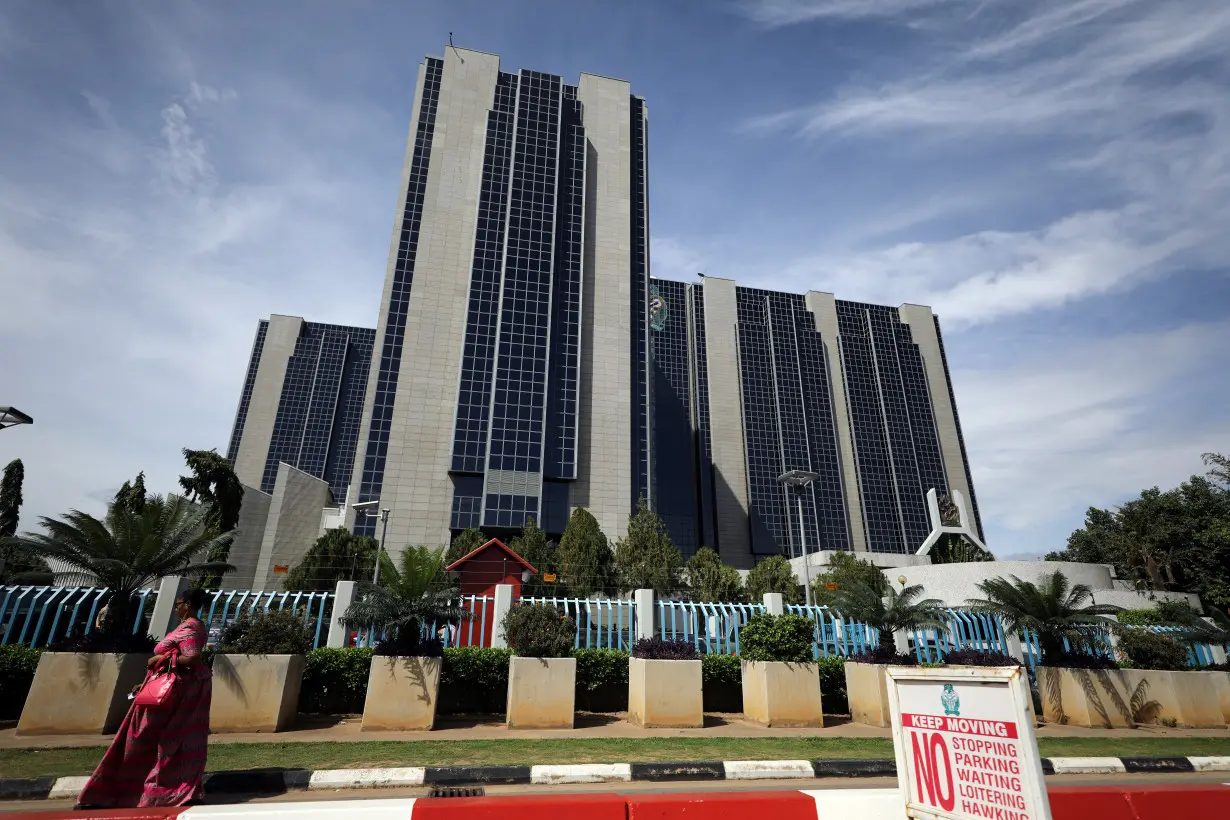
xmin=2 ymin=0 xmax=1227 ymax=560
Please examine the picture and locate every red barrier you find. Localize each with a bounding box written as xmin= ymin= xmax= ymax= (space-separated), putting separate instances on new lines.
xmin=1050 ymin=785 xmax=1230 ymax=820
xmin=627 ymin=790 xmax=821 ymax=820
xmin=413 ymin=793 xmax=626 ymax=820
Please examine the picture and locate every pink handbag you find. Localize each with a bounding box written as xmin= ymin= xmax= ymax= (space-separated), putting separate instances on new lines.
xmin=134 ymin=650 xmax=179 ymax=709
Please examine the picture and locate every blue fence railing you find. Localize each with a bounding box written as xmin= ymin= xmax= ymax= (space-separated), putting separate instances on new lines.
xmin=658 ymin=600 xmax=765 ymax=654
xmin=0 ymin=586 xmax=157 ymax=647
xmin=786 ymin=604 xmax=879 ymax=657
xmin=521 ymin=596 xmax=638 ymax=651
xmin=202 ymin=589 xmax=335 ymax=650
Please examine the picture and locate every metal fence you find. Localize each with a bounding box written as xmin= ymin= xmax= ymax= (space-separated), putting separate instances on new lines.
xmin=0 ymin=586 xmax=157 ymax=647
xmin=907 ymin=609 xmax=1012 ymax=663
xmin=786 ymin=604 xmax=880 ymax=658
xmin=520 ymin=596 xmax=638 ymax=650
xmin=201 ymin=589 xmax=335 ymax=650
xmin=658 ymin=600 xmax=765 ymax=654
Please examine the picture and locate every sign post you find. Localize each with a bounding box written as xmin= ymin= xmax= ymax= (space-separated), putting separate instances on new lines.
xmin=886 ymin=666 xmax=1051 ymax=820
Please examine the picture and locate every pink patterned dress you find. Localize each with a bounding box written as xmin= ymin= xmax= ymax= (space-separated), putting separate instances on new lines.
xmin=77 ymin=619 xmax=212 ymax=808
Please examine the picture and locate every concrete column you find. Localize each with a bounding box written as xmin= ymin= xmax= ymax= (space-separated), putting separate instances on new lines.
xmin=149 ymin=575 xmax=188 ymax=640
xmin=491 ymin=583 xmax=515 ymax=649
xmin=893 ymin=629 xmax=911 ymax=657
xmin=763 ymin=592 xmax=784 ymax=616
xmin=327 ymin=580 xmax=357 ymax=648
xmin=634 ymin=589 xmax=655 ymax=640
xmin=1003 ymin=631 xmax=1026 ymax=664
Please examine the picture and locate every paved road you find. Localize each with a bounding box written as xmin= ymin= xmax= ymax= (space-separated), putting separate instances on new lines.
xmin=1 ymin=772 xmax=1227 ymax=813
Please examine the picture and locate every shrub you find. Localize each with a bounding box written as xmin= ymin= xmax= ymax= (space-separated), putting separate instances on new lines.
xmin=0 ymin=645 xmax=42 ymax=720
xmin=1119 ymin=630 xmax=1189 ymax=671
xmin=575 ymin=648 xmax=629 ymax=712
xmin=702 ymin=653 xmax=742 ymax=712
xmin=1042 ymin=652 xmax=1118 ymax=670
xmin=439 ymin=647 xmax=511 ymax=714
xmin=502 ymin=604 xmax=576 ymax=658
xmin=373 ymin=631 xmax=444 ymax=658
xmin=300 ymin=647 xmax=373 ymax=714
xmin=1117 ymin=609 xmax=1165 ymax=627
xmin=944 ymin=650 xmax=1020 ymax=667
xmin=739 ymin=613 xmax=814 ymax=662
xmin=816 ymin=655 xmax=848 ymax=714
xmin=631 ymin=637 xmax=700 ymax=660
xmin=848 ymin=649 xmax=918 ymax=666
xmin=217 ymin=610 xmax=313 ymax=655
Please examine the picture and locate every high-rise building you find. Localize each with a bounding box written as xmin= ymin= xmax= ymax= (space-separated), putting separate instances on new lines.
xmin=228 ymin=315 xmax=375 ymax=502
xmin=223 ymin=45 xmax=984 ymax=579
xmin=344 ymin=47 xmax=651 ymax=547
xmin=649 ymin=277 xmax=984 ymax=566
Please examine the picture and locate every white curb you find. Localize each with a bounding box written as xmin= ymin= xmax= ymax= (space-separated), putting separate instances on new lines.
xmin=307 ymin=768 xmax=427 ymax=790
xmin=1187 ymin=756 xmax=1230 ymax=772
xmin=530 ymin=764 xmax=633 ymax=784
xmin=723 ymin=760 xmax=815 ymax=780
xmin=48 ymin=776 xmax=89 ymax=800
xmin=1048 ymin=757 xmax=1127 ymax=774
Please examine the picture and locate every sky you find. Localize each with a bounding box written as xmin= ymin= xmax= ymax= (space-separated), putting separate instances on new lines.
xmin=1 ymin=0 xmax=1227 ymax=561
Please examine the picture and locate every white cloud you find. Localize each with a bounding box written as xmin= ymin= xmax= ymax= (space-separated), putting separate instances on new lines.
xmin=955 ymin=320 xmax=1230 ymax=554
xmin=738 ymin=0 xmax=962 ymax=26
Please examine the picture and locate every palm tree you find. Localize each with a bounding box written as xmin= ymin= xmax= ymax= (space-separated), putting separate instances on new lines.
xmin=1 ymin=494 xmax=234 ymax=641
xmin=342 ymin=546 xmax=471 ymax=654
xmin=832 ymin=579 xmax=947 ymax=655
xmin=966 ymin=571 xmax=1122 ymax=663
xmin=1169 ymin=605 xmax=1230 ymax=652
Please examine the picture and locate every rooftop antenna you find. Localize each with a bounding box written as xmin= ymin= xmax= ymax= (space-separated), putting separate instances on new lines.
xmin=448 ymin=31 xmax=464 ymax=62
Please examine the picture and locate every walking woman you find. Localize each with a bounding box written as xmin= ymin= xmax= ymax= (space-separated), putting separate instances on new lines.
xmin=77 ymin=587 xmax=213 ymax=808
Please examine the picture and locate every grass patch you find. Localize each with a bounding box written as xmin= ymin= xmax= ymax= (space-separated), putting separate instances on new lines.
xmin=4 ymin=736 xmax=1230 ymax=779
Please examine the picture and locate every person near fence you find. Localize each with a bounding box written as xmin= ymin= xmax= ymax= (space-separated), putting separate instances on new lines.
xmin=76 ymin=587 xmax=213 ymax=809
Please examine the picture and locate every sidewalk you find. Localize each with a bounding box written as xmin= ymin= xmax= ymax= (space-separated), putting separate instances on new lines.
xmin=2 ymin=713 xmax=1227 ymax=749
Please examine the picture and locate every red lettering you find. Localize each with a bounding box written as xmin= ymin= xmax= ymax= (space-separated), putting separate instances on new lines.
xmin=930 ymin=733 xmax=956 ymax=811
xmin=912 ymin=731 xmax=939 ymax=806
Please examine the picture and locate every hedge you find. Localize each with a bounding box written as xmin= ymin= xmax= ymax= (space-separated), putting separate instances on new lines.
xmin=0 ymin=645 xmax=42 ymax=720
xmin=300 ymin=647 xmax=374 ymax=714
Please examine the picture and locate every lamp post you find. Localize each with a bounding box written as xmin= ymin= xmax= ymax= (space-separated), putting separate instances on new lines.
xmin=352 ymin=500 xmax=390 ymax=584
xmin=778 ymin=469 xmax=820 ymax=607
xmin=0 ymin=407 xmax=33 ymax=431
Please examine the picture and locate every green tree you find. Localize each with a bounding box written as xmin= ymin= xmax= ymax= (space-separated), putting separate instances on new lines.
xmin=112 ymin=471 xmax=147 ymax=515
xmin=0 ymin=459 xmax=23 ymax=538
xmin=446 ymin=527 xmax=488 ymax=564
xmin=342 ymin=545 xmax=467 ymax=655
xmin=179 ymin=448 xmax=245 ymax=587
xmin=1204 ymin=451 xmax=1230 ymax=489
xmin=810 ymin=551 xmax=885 ymax=607
xmin=832 ymin=580 xmax=946 ymax=655
xmin=966 ymin=570 xmax=1122 ymax=663
xmin=685 ymin=547 xmax=745 ymax=602
xmin=509 ymin=517 xmax=557 ymax=597
xmin=0 ymin=495 xmax=233 ymax=641
xmin=745 ymin=555 xmax=803 ymax=604
xmin=555 ymin=507 xmax=614 ymax=597
xmin=1047 ymin=463 xmax=1230 ymax=608
xmin=614 ymin=497 xmax=683 ymax=593
xmin=284 ymin=528 xmax=380 ymax=592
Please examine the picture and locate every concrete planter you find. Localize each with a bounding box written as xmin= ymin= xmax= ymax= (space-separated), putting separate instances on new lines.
xmin=628 ymin=657 xmax=703 ymax=728
xmin=845 ymin=662 xmax=891 ymax=727
xmin=1204 ymin=670 xmax=1230 ymax=723
xmin=361 ymin=655 xmax=442 ymax=731
xmin=1037 ymin=666 xmax=1227 ymax=728
xmin=17 ymin=652 xmax=150 ymax=735
xmin=741 ymin=660 xmax=824 ymax=727
xmin=210 ymin=654 xmax=305 ymax=733
xmin=506 ymin=656 xmax=576 ymax=729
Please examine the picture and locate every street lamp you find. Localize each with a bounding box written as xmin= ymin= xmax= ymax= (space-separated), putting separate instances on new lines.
xmin=0 ymin=407 xmax=33 ymax=431
xmin=778 ymin=469 xmax=820 ymax=607
xmin=352 ymin=500 xmax=390 ymax=584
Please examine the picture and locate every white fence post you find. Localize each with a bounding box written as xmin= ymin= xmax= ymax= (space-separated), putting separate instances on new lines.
xmin=491 ymin=583 xmax=514 ymax=649
xmin=149 ymin=575 xmax=188 ymax=639
xmin=634 ymin=588 xmax=655 ymax=641
xmin=1004 ymin=631 xmax=1027 ymax=664
xmin=327 ymin=580 xmax=357 ymax=648
xmin=763 ymin=592 xmax=784 ymax=616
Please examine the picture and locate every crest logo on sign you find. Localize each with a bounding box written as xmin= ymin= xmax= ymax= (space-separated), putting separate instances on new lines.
xmin=941 ymin=683 xmax=960 ymax=716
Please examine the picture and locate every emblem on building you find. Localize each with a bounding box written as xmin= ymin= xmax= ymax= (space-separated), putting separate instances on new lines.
xmin=649 ymin=286 xmax=668 ymax=332
xmin=941 ymin=683 xmax=960 ymax=716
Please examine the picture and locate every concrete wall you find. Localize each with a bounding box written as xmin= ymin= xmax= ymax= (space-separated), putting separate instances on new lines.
xmin=573 ymin=73 xmax=634 ymax=541
xmin=232 ymin=315 xmax=303 ymax=490
xmin=253 ymin=462 xmax=334 ymax=589
xmin=222 ymin=485 xmax=273 ymax=590
xmin=360 ymin=48 xmax=500 ymax=556
xmin=805 ymin=292 xmax=868 ymax=554
xmin=700 ymin=276 xmax=753 ymax=568
xmin=898 ymin=304 xmax=980 ymax=538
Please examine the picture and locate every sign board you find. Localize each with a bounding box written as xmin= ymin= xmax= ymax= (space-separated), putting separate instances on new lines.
xmin=272 ymin=564 xmax=289 ymax=575
xmin=543 ymin=573 xmax=557 ymax=582
xmin=886 ymin=666 xmax=1050 ymax=820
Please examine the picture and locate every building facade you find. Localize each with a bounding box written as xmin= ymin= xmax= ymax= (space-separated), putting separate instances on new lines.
xmin=343 ymin=47 xmax=651 ymax=548
xmin=227 ymin=315 xmax=375 ymax=503
xmin=648 ymin=276 xmax=984 ymax=566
